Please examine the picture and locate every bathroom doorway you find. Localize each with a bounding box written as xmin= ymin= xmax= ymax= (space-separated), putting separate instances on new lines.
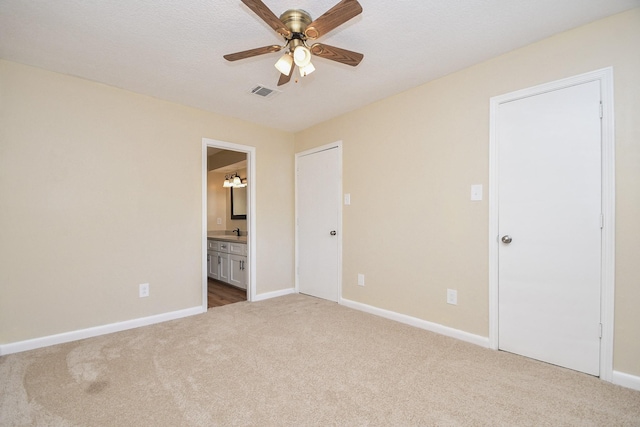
xmin=202 ymin=139 xmax=256 ymax=310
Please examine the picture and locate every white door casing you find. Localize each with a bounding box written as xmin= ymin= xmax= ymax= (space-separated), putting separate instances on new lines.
xmin=489 ymin=68 xmax=615 ymax=381
xmin=296 ymin=142 xmax=342 ymax=302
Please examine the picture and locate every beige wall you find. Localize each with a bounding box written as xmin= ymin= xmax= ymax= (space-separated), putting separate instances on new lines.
xmin=294 ymin=9 xmax=640 ymax=375
xmin=0 ymin=60 xmax=295 ymax=344
xmin=207 ymin=171 xmax=228 ymax=231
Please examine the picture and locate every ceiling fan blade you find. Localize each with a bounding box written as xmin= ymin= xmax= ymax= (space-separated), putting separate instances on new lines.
xmin=277 ymin=60 xmax=296 ymax=86
xmin=241 ymin=0 xmax=291 ymax=37
xmin=223 ymin=45 xmax=282 ymax=61
xmin=304 ymin=0 xmax=362 ymax=39
xmin=310 ymin=43 xmax=363 ymax=67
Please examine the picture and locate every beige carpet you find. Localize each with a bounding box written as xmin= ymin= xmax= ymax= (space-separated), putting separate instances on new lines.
xmin=1 ymin=294 xmax=639 ymax=426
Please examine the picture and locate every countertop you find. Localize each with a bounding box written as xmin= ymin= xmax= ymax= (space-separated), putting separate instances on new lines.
xmin=207 ymin=234 xmax=247 ymax=243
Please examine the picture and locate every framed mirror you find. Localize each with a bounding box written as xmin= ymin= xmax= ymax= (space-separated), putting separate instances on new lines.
xmin=230 ymin=186 xmax=247 ymax=219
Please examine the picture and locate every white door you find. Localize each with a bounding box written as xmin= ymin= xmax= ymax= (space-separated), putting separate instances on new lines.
xmin=296 ymin=146 xmax=340 ymax=301
xmin=497 ymin=80 xmax=602 ymax=376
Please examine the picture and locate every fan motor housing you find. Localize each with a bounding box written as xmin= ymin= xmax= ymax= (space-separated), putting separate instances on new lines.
xmin=279 ymin=9 xmax=312 ymax=35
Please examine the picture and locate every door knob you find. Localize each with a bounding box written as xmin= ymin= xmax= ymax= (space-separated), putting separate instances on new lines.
xmin=330 ymin=230 xmax=337 ymax=236
xmin=501 ymin=235 xmax=512 ymax=244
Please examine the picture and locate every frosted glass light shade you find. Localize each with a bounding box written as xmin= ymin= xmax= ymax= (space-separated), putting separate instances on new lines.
xmin=299 ymin=62 xmax=315 ymax=77
xmin=293 ymin=45 xmax=311 ymax=67
xmin=274 ymin=53 xmax=293 ymax=75
xmin=233 ymin=175 xmax=242 ymax=186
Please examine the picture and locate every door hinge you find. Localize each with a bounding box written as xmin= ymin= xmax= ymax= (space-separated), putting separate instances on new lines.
xmin=599 ymin=102 xmax=603 ymax=119
xmin=600 ymin=213 xmax=604 ymax=229
xmin=599 ymin=323 xmax=603 ymax=339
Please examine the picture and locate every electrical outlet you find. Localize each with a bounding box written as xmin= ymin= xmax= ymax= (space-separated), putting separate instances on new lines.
xmin=139 ymin=283 xmax=150 ymax=298
xmin=357 ymin=274 xmax=365 ymax=286
xmin=447 ymin=289 xmax=457 ymax=305
xmin=217 ymin=218 xmax=222 ymax=225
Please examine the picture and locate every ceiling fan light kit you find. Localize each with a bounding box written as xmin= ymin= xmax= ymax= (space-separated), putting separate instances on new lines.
xmin=274 ymin=53 xmax=293 ymax=75
xmin=293 ymin=45 xmax=312 ymax=67
xmin=299 ymin=62 xmax=315 ymax=77
xmin=224 ymin=0 xmax=364 ymax=86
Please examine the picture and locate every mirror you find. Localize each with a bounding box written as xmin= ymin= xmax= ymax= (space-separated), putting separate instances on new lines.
xmin=231 ymin=186 xmax=247 ymax=219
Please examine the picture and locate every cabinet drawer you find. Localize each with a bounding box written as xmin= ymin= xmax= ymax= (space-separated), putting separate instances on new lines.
xmin=229 ymin=242 xmax=247 ymax=256
xmin=207 ymin=240 xmax=218 ymax=251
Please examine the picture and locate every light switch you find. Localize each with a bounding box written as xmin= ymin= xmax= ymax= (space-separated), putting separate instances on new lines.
xmin=344 ymin=193 xmax=351 ymax=205
xmin=471 ymin=185 xmax=483 ymax=201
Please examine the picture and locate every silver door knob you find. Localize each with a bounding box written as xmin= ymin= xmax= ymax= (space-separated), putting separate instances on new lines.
xmin=501 ymin=235 xmax=512 ymax=244
xmin=330 ymin=230 xmax=337 ymax=236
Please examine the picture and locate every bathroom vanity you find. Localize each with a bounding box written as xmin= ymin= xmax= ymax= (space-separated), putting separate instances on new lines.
xmin=207 ymin=236 xmax=247 ymax=290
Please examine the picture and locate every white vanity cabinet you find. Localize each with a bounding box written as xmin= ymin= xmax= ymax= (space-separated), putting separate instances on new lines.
xmin=218 ymin=251 xmax=230 ymax=283
xmin=228 ymin=254 xmax=247 ymax=289
xmin=207 ymin=238 xmax=247 ymax=290
xmin=207 ymin=250 xmax=218 ymax=280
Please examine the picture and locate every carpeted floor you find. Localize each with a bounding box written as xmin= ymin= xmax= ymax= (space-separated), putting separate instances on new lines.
xmin=1 ymin=294 xmax=639 ymax=426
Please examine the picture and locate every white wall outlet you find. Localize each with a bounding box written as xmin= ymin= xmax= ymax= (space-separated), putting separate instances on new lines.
xmin=357 ymin=273 xmax=365 ymax=286
xmin=447 ymin=289 xmax=457 ymax=305
xmin=139 ymin=283 xmax=150 ymax=298
xmin=216 ymin=218 xmax=222 ymax=225
xmin=344 ymin=193 xmax=351 ymax=205
xmin=471 ymin=184 xmax=483 ymax=201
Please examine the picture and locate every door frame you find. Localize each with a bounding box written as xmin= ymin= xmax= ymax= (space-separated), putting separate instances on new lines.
xmin=488 ymin=67 xmax=615 ymax=381
xmin=294 ymin=141 xmax=343 ymax=299
xmin=202 ymin=138 xmax=257 ymax=308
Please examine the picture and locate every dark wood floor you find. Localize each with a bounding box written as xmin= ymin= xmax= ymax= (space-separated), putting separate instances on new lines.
xmin=207 ymin=279 xmax=247 ymax=308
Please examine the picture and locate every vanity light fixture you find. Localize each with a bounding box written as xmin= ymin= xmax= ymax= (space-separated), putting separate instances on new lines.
xmin=222 ymin=173 xmax=247 ymax=188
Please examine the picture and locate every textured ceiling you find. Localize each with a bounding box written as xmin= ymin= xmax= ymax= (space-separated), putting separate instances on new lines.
xmin=1 ymin=0 xmax=638 ymax=132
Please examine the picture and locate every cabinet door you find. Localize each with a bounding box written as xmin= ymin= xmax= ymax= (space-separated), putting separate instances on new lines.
xmin=208 ymin=251 xmax=219 ymax=280
xmin=228 ymin=255 xmax=247 ymax=290
xmin=219 ymin=252 xmax=230 ymax=283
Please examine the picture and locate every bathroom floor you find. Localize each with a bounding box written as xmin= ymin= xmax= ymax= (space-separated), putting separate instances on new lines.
xmin=207 ymin=279 xmax=247 ymax=308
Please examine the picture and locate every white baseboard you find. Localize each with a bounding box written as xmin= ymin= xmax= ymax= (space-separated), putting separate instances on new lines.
xmin=612 ymin=370 xmax=640 ymax=391
xmin=0 ymin=306 xmax=205 ymax=356
xmin=252 ymin=288 xmax=296 ymax=302
xmin=340 ymin=298 xmax=490 ymax=348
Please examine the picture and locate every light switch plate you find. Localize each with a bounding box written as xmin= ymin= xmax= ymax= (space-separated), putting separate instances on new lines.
xmin=344 ymin=193 xmax=351 ymax=205
xmin=447 ymin=289 xmax=457 ymax=305
xmin=471 ymin=185 xmax=483 ymax=201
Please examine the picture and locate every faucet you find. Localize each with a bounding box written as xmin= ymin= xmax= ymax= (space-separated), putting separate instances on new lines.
xmin=233 ymin=228 xmax=241 ymax=237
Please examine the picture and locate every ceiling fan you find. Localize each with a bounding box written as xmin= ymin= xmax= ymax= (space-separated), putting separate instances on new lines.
xmin=224 ymin=0 xmax=364 ymax=86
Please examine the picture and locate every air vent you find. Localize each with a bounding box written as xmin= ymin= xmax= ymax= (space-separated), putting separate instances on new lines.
xmin=249 ymin=85 xmax=280 ymax=99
